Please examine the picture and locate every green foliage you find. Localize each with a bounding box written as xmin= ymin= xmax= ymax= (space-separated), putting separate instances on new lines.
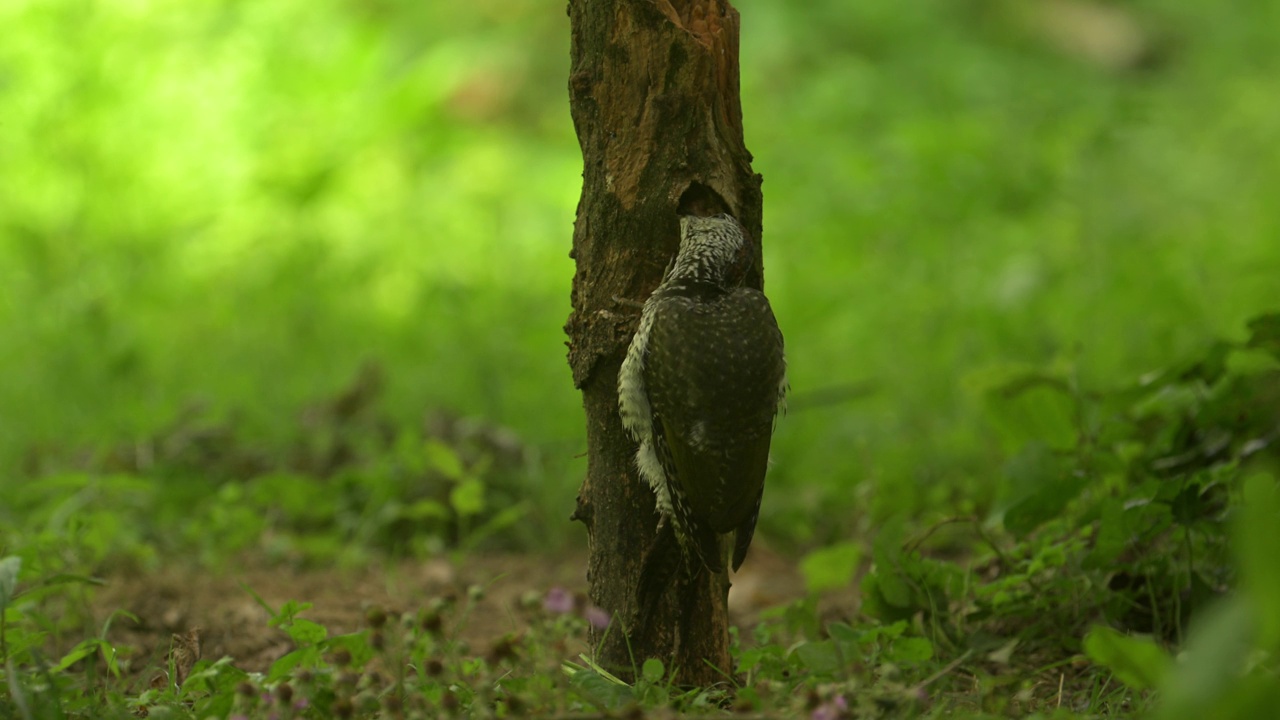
xmin=2 ymin=0 xmax=1280 ymax=716
xmin=851 ymin=320 xmax=1280 ymax=714
xmin=1082 ymin=626 xmax=1169 ymax=691
xmin=3 ymin=0 xmax=1280 ymax=543
xmin=800 ymin=541 xmax=862 ymax=594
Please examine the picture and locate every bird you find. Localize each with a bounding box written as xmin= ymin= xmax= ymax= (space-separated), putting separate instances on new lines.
xmin=618 ymin=213 xmax=787 ymax=586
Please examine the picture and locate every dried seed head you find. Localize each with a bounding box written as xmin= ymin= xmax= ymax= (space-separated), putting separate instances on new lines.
xmin=365 ymin=606 xmax=388 ymax=629
xmin=420 ymin=609 xmax=444 ymax=636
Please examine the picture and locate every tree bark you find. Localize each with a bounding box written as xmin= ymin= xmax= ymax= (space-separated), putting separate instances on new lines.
xmin=565 ymin=0 xmax=763 ymax=685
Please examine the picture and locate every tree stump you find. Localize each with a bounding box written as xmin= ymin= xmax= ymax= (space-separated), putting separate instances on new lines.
xmin=565 ymin=0 xmax=765 ymax=685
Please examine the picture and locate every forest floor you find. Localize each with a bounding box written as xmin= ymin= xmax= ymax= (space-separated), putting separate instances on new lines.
xmin=89 ymin=544 xmax=821 ymax=678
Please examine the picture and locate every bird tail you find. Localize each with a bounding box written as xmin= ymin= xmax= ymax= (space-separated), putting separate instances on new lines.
xmin=636 ymin=520 xmax=681 ymax=633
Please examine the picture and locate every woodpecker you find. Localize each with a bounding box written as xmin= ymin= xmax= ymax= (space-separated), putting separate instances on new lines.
xmin=618 ymin=214 xmax=787 ymax=576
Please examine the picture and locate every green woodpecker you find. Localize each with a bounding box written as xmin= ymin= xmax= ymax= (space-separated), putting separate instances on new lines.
xmin=618 ymin=214 xmax=786 ymax=576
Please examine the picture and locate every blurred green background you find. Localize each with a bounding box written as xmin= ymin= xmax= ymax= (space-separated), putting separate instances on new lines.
xmin=3 ymin=0 xmax=1278 ymax=553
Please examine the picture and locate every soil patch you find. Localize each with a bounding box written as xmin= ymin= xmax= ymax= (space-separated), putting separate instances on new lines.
xmin=91 ymin=546 xmax=814 ymax=676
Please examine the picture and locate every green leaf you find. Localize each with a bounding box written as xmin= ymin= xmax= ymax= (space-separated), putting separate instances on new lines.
xmin=404 ymin=498 xmax=451 ymax=520
xmin=888 ymin=636 xmax=934 ymax=664
xmin=827 ymin=622 xmax=858 ymax=644
xmin=460 ymin=503 xmax=529 ymax=553
xmin=1158 ymin=598 xmax=1256 ymax=720
xmin=284 ymin=618 xmax=328 ymax=646
xmin=1178 ymin=340 xmax=1232 ymax=384
xmin=800 ymin=542 xmax=861 ymax=594
xmin=35 ymin=573 xmax=105 ymax=589
xmin=1235 ymin=472 xmax=1280 ymax=647
xmin=640 ymin=658 xmax=664 ymax=683
xmin=1083 ymin=625 xmax=1171 ymax=690
xmin=266 ymin=647 xmax=320 ymax=683
xmin=1002 ymin=443 xmax=1085 ymax=536
xmin=53 ymin=638 xmax=101 ymax=672
xmin=324 ymin=632 xmax=374 ymax=669
xmin=567 ymin=666 xmax=632 ymax=710
xmin=268 ymin=599 xmax=314 ymax=628
xmin=450 ymin=478 xmax=485 ymax=517
xmin=1245 ymin=313 xmax=1280 ymax=359
xmin=791 ymin=640 xmax=841 ymax=675
xmin=426 ymin=440 xmax=466 ymax=481
xmin=0 ymin=556 xmax=20 ymax=610
xmin=860 ymin=521 xmax=919 ymax=620
xmin=860 ymin=568 xmax=921 ymax=623
xmin=1085 ymin=497 xmax=1127 ymax=569
xmin=971 ymin=366 xmax=1078 ymax=452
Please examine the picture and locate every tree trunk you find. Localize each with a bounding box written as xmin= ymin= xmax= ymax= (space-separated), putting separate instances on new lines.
xmin=565 ymin=0 xmax=763 ymax=685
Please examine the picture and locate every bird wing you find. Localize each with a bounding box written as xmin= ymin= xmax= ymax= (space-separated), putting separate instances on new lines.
xmin=645 ymin=287 xmax=785 ymax=538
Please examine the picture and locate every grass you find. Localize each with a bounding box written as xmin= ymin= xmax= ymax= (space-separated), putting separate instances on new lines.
xmin=2 ymin=0 xmax=1280 ymax=716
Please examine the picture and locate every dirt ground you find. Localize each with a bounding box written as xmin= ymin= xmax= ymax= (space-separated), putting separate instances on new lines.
xmin=92 ymin=544 xmax=817 ymax=676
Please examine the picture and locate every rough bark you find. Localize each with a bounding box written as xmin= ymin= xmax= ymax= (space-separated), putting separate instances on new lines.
xmin=565 ymin=0 xmax=763 ymax=685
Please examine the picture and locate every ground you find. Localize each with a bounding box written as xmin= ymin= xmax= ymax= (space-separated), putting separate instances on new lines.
xmin=91 ymin=544 xmax=813 ymax=678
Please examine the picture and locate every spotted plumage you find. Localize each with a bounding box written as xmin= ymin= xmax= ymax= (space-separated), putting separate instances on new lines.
xmin=618 ymin=214 xmax=787 ymax=576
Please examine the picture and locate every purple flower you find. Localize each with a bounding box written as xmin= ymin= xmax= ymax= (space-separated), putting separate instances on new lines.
xmin=544 ymin=587 xmax=575 ymax=614
xmin=584 ymin=605 xmax=611 ymax=630
xmin=811 ymin=698 xmax=847 ymax=720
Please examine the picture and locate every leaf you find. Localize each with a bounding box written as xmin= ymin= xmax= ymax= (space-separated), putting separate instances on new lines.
xmin=460 ymin=503 xmax=529 ymax=553
xmin=888 ymin=636 xmax=934 ymax=664
xmin=0 ymin=556 xmax=20 ymax=610
xmin=324 ymin=632 xmax=374 ymax=669
xmin=284 ymin=618 xmax=327 ymax=646
xmin=860 ymin=521 xmax=918 ymax=620
xmin=266 ymin=647 xmax=320 ymax=682
xmin=425 ymin=440 xmax=466 ymax=481
xmin=268 ymin=599 xmax=314 ymax=628
xmin=1168 ymin=480 xmax=1208 ymax=525
xmin=791 ymin=640 xmax=841 ymax=675
xmin=1083 ymin=625 xmax=1171 ymax=690
xmin=971 ymin=366 xmax=1078 ymax=451
xmin=1085 ymin=497 xmax=1127 ymax=569
xmin=565 ymin=662 xmax=632 ymax=710
xmin=1235 ymin=472 xmax=1280 ymax=647
xmin=799 ymin=542 xmax=861 ymax=594
xmin=860 ymin=572 xmax=915 ymax=622
xmin=827 ymin=622 xmax=858 ymax=644
xmin=449 ymin=478 xmax=485 ymax=517
xmin=1157 ymin=598 xmax=1256 ymax=720
xmin=1002 ymin=443 xmax=1085 ymax=536
xmin=1245 ymin=313 xmax=1280 ymax=360
xmin=1178 ymin=340 xmax=1232 ymax=384
xmin=35 ymin=573 xmax=105 ymax=589
xmin=52 ymin=639 xmax=101 ymax=672
xmin=404 ymin=499 xmax=451 ymax=520
xmin=641 ymin=658 xmax=664 ymax=683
